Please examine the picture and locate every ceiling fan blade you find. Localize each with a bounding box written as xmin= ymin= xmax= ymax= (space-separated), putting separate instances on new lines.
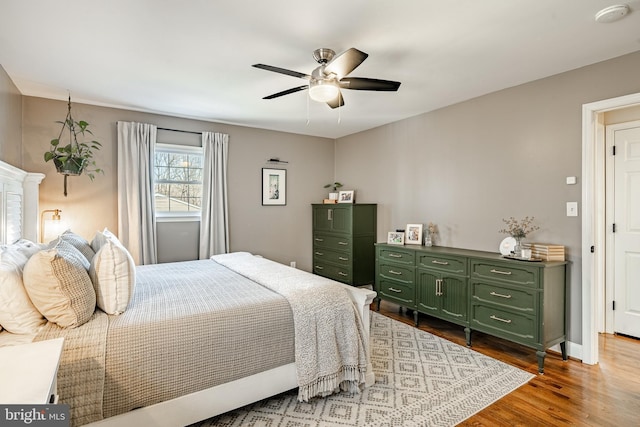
xmin=326 ymin=91 xmax=345 ymax=109
xmin=324 ymin=48 xmax=368 ymax=79
xmin=252 ymin=64 xmax=311 ymax=80
xmin=339 ymin=77 xmax=401 ymax=91
xmin=262 ymin=85 xmax=308 ymax=99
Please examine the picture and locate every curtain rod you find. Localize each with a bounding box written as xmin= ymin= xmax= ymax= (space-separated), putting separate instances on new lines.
xmin=157 ymin=127 xmax=202 ymax=135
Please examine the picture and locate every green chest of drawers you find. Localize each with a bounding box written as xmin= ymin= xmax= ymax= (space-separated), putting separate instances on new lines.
xmin=375 ymin=243 xmax=567 ymax=373
xmin=312 ymin=204 xmax=377 ymax=286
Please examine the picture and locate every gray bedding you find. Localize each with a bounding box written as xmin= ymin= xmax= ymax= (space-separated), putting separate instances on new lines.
xmin=36 ymin=259 xmax=295 ymax=426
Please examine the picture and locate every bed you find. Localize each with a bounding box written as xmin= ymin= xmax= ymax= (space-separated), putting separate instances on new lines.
xmin=0 ymin=161 xmax=376 ymax=427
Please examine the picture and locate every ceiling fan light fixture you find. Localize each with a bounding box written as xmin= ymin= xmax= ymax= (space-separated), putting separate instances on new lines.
xmin=309 ymin=79 xmax=339 ymax=103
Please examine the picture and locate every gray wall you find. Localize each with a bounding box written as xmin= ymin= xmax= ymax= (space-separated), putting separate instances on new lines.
xmin=20 ymin=97 xmax=335 ymax=270
xmin=0 ymin=65 xmax=22 ymax=167
xmin=335 ymin=50 xmax=640 ymax=345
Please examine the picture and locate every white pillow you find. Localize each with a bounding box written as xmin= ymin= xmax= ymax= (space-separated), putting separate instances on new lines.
xmin=23 ymin=240 xmax=96 ymax=328
xmin=90 ymin=238 xmax=135 ymax=315
xmin=90 ymin=228 xmax=123 ymax=253
xmin=0 ymin=245 xmax=46 ymax=334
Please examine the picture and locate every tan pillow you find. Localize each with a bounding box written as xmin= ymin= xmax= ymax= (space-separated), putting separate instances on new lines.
xmin=90 ymin=238 xmax=136 ymax=315
xmin=55 ymin=230 xmax=95 ymax=264
xmin=91 ymin=228 xmax=123 ymax=253
xmin=0 ymin=245 xmax=46 ymax=334
xmin=23 ymin=240 xmax=96 ymax=328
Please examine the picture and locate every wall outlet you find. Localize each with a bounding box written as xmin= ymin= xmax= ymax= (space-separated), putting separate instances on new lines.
xmin=290 ymin=261 xmax=296 ymax=268
xmin=566 ymin=202 xmax=578 ymax=217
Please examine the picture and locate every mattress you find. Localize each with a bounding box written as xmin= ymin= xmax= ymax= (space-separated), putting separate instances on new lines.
xmin=36 ymin=259 xmax=294 ymax=426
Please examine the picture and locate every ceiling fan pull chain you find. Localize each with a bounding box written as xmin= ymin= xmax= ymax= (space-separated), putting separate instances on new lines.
xmin=337 ymin=92 xmax=342 ymax=124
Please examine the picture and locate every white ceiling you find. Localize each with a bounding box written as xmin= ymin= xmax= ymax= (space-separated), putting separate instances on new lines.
xmin=1 ymin=1 xmax=639 ymax=139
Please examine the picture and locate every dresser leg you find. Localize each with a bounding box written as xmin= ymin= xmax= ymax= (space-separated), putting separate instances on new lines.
xmin=413 ymin=310 xmax=419 ymax=327
xmin=560 ymin=342 xmax=568 ymax=361
xmin=464 ymin=327 xmax=471 ymax=347
xmin=375 ymin=298 xmax=381 ymax=311
xmin=536 ymin=350 xmax=546 ymax=374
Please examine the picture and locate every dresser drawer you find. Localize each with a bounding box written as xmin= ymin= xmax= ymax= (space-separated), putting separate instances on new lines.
xmin=313 ymin=234 xmax=351 ymax=251
xmin=471 ymin=304 xmax=536 ymax=342
xmin=313 ymin=262 xmax=352 ymax=283
xmin=470 ymin=260 xmax=538 ymax=287
xmin=471 ymin=281 xmax=536 ymax=312
xmin=378 ymin=262 xmax=414 ymax=284
xmin=378 ymin=279 xmax=415 ymax=306
xmin=417 ymin=253 xmax=467 ymax=275
xmin=313 ymin=248 xmax=350 ymax=266
xmin=377 ymin=247 xmax=415 ymax=265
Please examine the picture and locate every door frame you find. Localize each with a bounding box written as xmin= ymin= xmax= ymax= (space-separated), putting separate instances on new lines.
xmin=582 ymin=92 xmax=640 ymax=365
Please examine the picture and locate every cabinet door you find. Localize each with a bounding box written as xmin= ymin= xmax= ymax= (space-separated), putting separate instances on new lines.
xmin=330 ymin=206 xmax=352 ymax=233
xmin=417 ymin=270 xmax=440 ymax=315
xmin=313 ymin=206 xmax=333 ymax=232
xmin=440 ymin=275 xmax=468 ymax=323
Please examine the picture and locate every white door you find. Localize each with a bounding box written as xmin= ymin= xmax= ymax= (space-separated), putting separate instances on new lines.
xmin=611 ymin=122 xmax=640 ymax=338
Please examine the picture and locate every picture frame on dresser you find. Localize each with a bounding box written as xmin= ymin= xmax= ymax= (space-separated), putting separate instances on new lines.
xmin=338 ymin=190 xmax=355 ymax=203
xmin=405 ymin=224 xmax=423 ymax=245
xmin=387 ymin=231 xmax=405 ymax=245
xmin=262 ymin=168 xmax=286 ymax=206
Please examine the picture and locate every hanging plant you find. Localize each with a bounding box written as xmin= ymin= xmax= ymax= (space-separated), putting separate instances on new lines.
xmin=44 ymin=95 xmax=103 ymax=196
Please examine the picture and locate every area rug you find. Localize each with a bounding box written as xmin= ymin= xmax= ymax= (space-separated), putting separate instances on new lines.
xmin=194 ymin=312 xmax=534 ymax=426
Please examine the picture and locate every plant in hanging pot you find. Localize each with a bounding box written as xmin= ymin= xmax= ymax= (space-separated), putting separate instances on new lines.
xmin=44 ymin=96 xmax=103 ymax=195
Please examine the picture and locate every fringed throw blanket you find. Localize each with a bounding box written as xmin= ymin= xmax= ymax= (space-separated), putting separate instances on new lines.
xmin=211 ymin=252 xmax=369 ymax=401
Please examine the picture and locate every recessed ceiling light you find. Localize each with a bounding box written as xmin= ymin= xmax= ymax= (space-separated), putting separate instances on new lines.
xmin=595 ymin=4 xmax=630 ymax=23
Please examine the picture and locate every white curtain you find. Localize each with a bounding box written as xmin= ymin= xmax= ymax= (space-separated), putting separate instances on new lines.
xmin=199 ymin=132 xmax=229 ymax=258
xmin=117 ymin=121 xmax=158 ymax=265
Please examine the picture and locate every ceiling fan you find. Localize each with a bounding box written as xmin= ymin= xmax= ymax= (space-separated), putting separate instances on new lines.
xmin=252 ymin=48 xmax=401 ymax=109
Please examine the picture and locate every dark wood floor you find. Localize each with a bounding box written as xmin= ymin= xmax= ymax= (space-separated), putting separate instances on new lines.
xmin=376 ymin=300 xmax=640 ymax=427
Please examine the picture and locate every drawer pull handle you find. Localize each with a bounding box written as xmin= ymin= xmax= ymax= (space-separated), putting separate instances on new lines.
xmin=338 ymin=257 xmax=349 ymax=261
xmin=490 ymin=315 xmax=512 ymax=324
xmin=315 ymin=238 xmax=324 ymax=242
xmin=388 ymin=287 xmax=402 ymax=293
xmin=315 ymin=252 xmax=324 ymax=256
xmin=338 ymin=241 xmax=348 ymax=246
xmin=388 ymin=253 xmax=403 ymax=258
xmin=432 ymin=260 xmax=449 ymax=265
xmin=314 ymin=265 xmax=323 ymax=270
xmin=490 ymin=269 xmax=512 ymax=275
xmin=490 ymin=291 xmax=512 ymax=299
xmin=338 ymin=272 xmax=348 ymax=276
xmin=388 ymin=270 xmax=403 ymax=275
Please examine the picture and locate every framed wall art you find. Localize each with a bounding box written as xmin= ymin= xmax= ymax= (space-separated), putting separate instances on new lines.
xmin=338 ymin=190 xmax=355 ymax=203
xmin=387 ymin=231 xmax=405 ymax=245
xmin=405 ymin=223 xmax=423 ymax=245
xmin=262 ymin=168 xmax=286 ymax=206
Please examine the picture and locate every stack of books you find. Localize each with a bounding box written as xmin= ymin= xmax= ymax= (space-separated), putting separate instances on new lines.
xmin=322 ymin=199 xmax=337 ymax=204
xmin=524 ymin=243 xmax=565 ymax=261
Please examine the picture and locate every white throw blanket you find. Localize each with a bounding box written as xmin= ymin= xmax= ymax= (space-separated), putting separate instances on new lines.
xmin=211 ymin=252 xmax=369 ymax=401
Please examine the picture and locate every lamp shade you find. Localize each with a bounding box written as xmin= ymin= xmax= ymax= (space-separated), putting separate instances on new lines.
xmin=309 ymin=80 xmax=339 ymax=102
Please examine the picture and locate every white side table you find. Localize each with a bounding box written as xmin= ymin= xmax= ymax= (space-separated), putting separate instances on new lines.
xmin=0 ymin=337 xmax=64 ymax=404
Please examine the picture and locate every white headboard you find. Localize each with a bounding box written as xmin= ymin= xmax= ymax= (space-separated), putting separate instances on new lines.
xmin=0 ymin=161 xmax=44 ymax=244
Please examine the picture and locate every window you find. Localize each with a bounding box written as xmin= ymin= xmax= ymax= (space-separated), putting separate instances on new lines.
xmin=154 ymin=144 xmax=203 ymax=217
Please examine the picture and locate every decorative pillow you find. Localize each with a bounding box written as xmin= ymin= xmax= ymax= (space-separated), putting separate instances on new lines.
xmin=23 ymin=240 xmax=96 ymax=328
xmin=90 ymin=228 xmax=123 ymax=253
xmin=90 ymin=238 xmax=136 ymax=315
xmin=55 ymin=230 xmax=96 ymax=264
xmin=0 ymin=245 xmax=46 ymax=334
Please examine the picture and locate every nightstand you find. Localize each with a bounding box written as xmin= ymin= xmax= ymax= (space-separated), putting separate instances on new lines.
xmin=0 ymin=337 xmax=64 ymax=404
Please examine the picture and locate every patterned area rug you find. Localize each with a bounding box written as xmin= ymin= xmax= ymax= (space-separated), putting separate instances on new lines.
xmin=195 ymin=312 xmax=534 ymax=426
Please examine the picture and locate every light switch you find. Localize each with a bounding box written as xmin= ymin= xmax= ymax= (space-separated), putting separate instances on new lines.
xmin=566 ymin=202 xmax=578 ymax=217
xmin=566 ymin=176 xmax=577 ymax=185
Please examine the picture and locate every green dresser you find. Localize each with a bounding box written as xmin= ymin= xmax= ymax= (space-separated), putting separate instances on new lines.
xmin=312 ymin=204 xmax=377 ymax=286
xmin=375 ymin=243 xmax=567 ymax=373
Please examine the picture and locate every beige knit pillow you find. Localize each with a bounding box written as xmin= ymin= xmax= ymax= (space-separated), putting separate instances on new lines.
xmin=23 ymin=240 xmax=96 ymax=328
